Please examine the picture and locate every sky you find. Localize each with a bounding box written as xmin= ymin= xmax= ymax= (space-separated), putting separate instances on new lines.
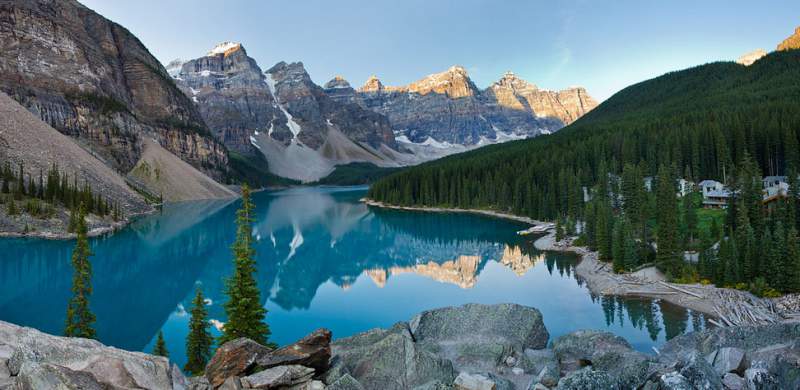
xmin=80 ymin=0 xmax=800 ymax=101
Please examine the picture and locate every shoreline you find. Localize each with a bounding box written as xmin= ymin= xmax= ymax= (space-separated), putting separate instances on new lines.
xmin=363 ymin=198 xmax=797 ymax=326
xmin=533 ymin=231 xmax=797 ymax=326
xmin=362 ymin=198 xmax=545 ymax=226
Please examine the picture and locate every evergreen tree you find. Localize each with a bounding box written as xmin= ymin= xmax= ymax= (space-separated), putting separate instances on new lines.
xmin=64 ymin=205 xmax=96 ymax=339
xmin=612 ymin=218 xmax=625 ymax=272
xmin=7 ymin=198 xmax=18 ymax=216
xmin=220 ymin=185 xmax=273 ymax=346
xmin=784 ymin=228 xmax=800 ymax=292
xmin=185 ymin=287 xmax=213 ymax=375
xmin=655 ymin=165 xmax=682 ymax=277
xmin=763 ymin=228 xmax=780 ymax=288
xmin=153 ymin=331 xmax=169 ymax=358
xmin=595 ymin=200 xmax=613 ymax=261
xmin=683 ymin=190 xmax=699 ymax=244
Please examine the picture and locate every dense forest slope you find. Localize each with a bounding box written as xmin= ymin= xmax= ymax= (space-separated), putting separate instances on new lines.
xmin=369 ymin=49 xmax=800 ymax=220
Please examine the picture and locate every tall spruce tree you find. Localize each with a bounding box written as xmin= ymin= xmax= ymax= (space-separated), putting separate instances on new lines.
xmin=655 ymin=165 xmax=682 ymax=277
xmin=64 ymin=205 xmax=96 ymax=339
xmin=185 ymin=287 xmax=213 ymax=375
xmin=220 ymin=185 xmax=273 ymax=346
xmin=153 ymin=331 xmax=169 ymax=358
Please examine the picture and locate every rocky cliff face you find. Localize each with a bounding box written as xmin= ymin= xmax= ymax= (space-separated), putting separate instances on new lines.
xmin=0 ymin=0 xmax=228 ymax=179
xmin=172 ymin=44 xmax=406 ymax=182
xmin=778 ymin=26 xmax=800 ymax=51
xmin=349 ymin=67 xmax=595 ymax=151
xmin=170 ymin=43 xmax=286 ymax=154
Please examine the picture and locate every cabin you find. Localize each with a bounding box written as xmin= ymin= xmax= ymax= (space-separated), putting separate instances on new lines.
xmin=643 ymin=177 xmax=653 ymax=192
xmin=763 ymin=176 xmax=787 ymax=189
xmin=699 ymin=180 xmax=730 ymax=209
xmin=762 ymin=178 xmax=790 ymax=210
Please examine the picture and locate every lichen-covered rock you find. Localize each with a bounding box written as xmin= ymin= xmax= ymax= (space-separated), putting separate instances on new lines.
xmin=205 ymin=338 xmax=274 ymax=388
xmin=521 ymin=349 xmax=558 ymax=388
xmin=676 ymin=352 xmax=722 ymax=390
xmin=556 ymin=368 xmax=614 ymax=390
xmin=744 ymin=367 xmax=780 ymax=390
xmin=257 ymin=328 xmax=331 ymax=375
xmin=240 ymin=365 xmax=314 ymax=389
xmin=330 ymin=323 xmax=456 ymax=390
xmin=410 ymin=304 xmax=549 ymax=370
xmin=327 ymin=373 xmax=365 ymax=390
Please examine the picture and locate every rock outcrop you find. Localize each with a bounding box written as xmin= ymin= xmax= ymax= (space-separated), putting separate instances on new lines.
xmin=736 ymin=49 xmax=767 ymax=66
xmin=778 ymin=26 xmax=800 ymax=51
xmin=170 ymin=43 xmax=285 ymax=155
xmin=0 ymin=0 xmax=228 ymax=179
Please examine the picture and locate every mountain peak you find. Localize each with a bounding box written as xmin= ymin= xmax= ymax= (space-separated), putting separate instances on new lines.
xmin=778 ymin=26 xmax=800 ymax=51
xmin=360 ymin=75 xmax=385 ymax=93
xmin=736 ymin=49 xmax=767 ymax=66
xmin=324 ymin=75 xmax=352 ymax=90
xmin=207 ymin=41 xmax=243 ymax=57
xmin=492 ymin=71 xmax=538 ymax=91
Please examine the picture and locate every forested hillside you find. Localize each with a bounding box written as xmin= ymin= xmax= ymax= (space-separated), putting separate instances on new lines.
xmin=369 ymin=50 xmax=800 ymax=220
xmin=369 ymin=49 xmax=800 ymax=290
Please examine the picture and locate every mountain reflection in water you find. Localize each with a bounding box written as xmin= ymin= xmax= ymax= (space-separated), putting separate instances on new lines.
xmin=0 ymin=186 xmax=705 ymax=370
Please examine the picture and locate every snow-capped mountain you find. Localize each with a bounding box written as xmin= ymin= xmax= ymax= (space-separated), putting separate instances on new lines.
xmin=170 ymin=43 xmax=409 ymax=182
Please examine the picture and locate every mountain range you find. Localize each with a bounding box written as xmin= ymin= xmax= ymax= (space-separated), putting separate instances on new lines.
xmin=168 ymin=43 xmax=597 ymax=182
xmin=0 ymin=0 xmax=599 ymax=192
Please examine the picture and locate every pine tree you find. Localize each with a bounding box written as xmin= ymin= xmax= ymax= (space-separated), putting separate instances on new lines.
xmin=64 ymin=205 xmax=96 ymax=339
xmin=595 ymin=201 xmax=613 ymax=261
xmin=612 ymin=218 xmax=625 ymax=273
xmin=220 ymin=185 xmax=273 ymax=347
xmin=7 ymin=198 xmax=18 ymax=216
xmin=763 ymin=228 xmax=780 ymax=288
xmin=784 ymin=228 xmax=800 ymax=292
xmin=655 ymin=165 xmax=682 ymax=277
xmin=153 ymin=331 xmax=169 ymax=358
xmin=185 ymin=287 xmax=213 ymax=375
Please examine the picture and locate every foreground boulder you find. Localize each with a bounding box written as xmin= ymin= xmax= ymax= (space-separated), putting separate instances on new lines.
xmin=257 ymin=329 xmax=332 ymax=374
xmin=205 ymin=338 xmax=275 ymax=388
xmin=327 ymin=304 xmax=549 ymax=390
xmin=0 ymin=320 xmax=183 ymax=389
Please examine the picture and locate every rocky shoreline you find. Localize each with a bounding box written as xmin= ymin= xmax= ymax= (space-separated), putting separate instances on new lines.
xmin=2 ymin=304 xmax=799 ymax=389
xmin=534 ymin=232 xmax=800 ymax=327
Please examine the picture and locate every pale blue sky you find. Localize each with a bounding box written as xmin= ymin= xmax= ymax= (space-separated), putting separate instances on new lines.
xmin=81 ymin=0 xmax=800 ymax=100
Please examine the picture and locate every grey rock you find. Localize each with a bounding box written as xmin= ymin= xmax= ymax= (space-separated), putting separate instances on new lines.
xmin=453 ymin=372 xmax=496 ymax=390
xmin=330 ymin=323 xmax=456 ymax=390
xmin=657 ymin=372 xmax=694 ymax=390
xmin=187 ymin=375 xmax=211 ymax=390
xmin=556 ymin=367 xmax=614 ymax=390
xmin=677 ymin=351 xmax=723 ymax=390
xmin=219 ymin=376 xmax=243 ymax=390
xmin=773 ymin=357 xmax=800 ymax=390
xmin=521 ymin=349 xmax=558 ymax=388
xmin=722 ymin=373 xmax=746 ymax=390
xmin=552 ymin=329 xmax=650 ymax=388
xmin=744 ymin=367 xmax=780 ymax=390
xmin=0 ymin=377 xmax=17 ymax=390
xmin=0 ymin=362 xmax=9 ymax=380
xmin=240 ymin=365 xmax=314 ymax=389
xmin=410 ymin=303 xmax=549 ymax=372
xmin=413 ymin=380 xmax=453 ymax=390
xmin=0 ymin=320 xmax=175 ymax=389
xmin=707 ymin=347 xmax=747 ymax=375
xmin=15 ymin=362 xmax=105 ymax=390
xmin=327 ymin=374 xmax=365 ymax=390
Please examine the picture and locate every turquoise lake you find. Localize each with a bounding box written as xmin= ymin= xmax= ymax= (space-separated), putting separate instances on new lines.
xmin=0 ymin=186 xmax=706 ymax=369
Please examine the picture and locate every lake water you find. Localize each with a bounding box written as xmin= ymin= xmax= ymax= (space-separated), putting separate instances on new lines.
xmin=0 ymin=186 xmax=705 ymax=369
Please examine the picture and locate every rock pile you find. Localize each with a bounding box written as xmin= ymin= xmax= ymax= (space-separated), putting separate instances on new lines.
xmin=2 ymin=304 xmax=799 ymax=389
